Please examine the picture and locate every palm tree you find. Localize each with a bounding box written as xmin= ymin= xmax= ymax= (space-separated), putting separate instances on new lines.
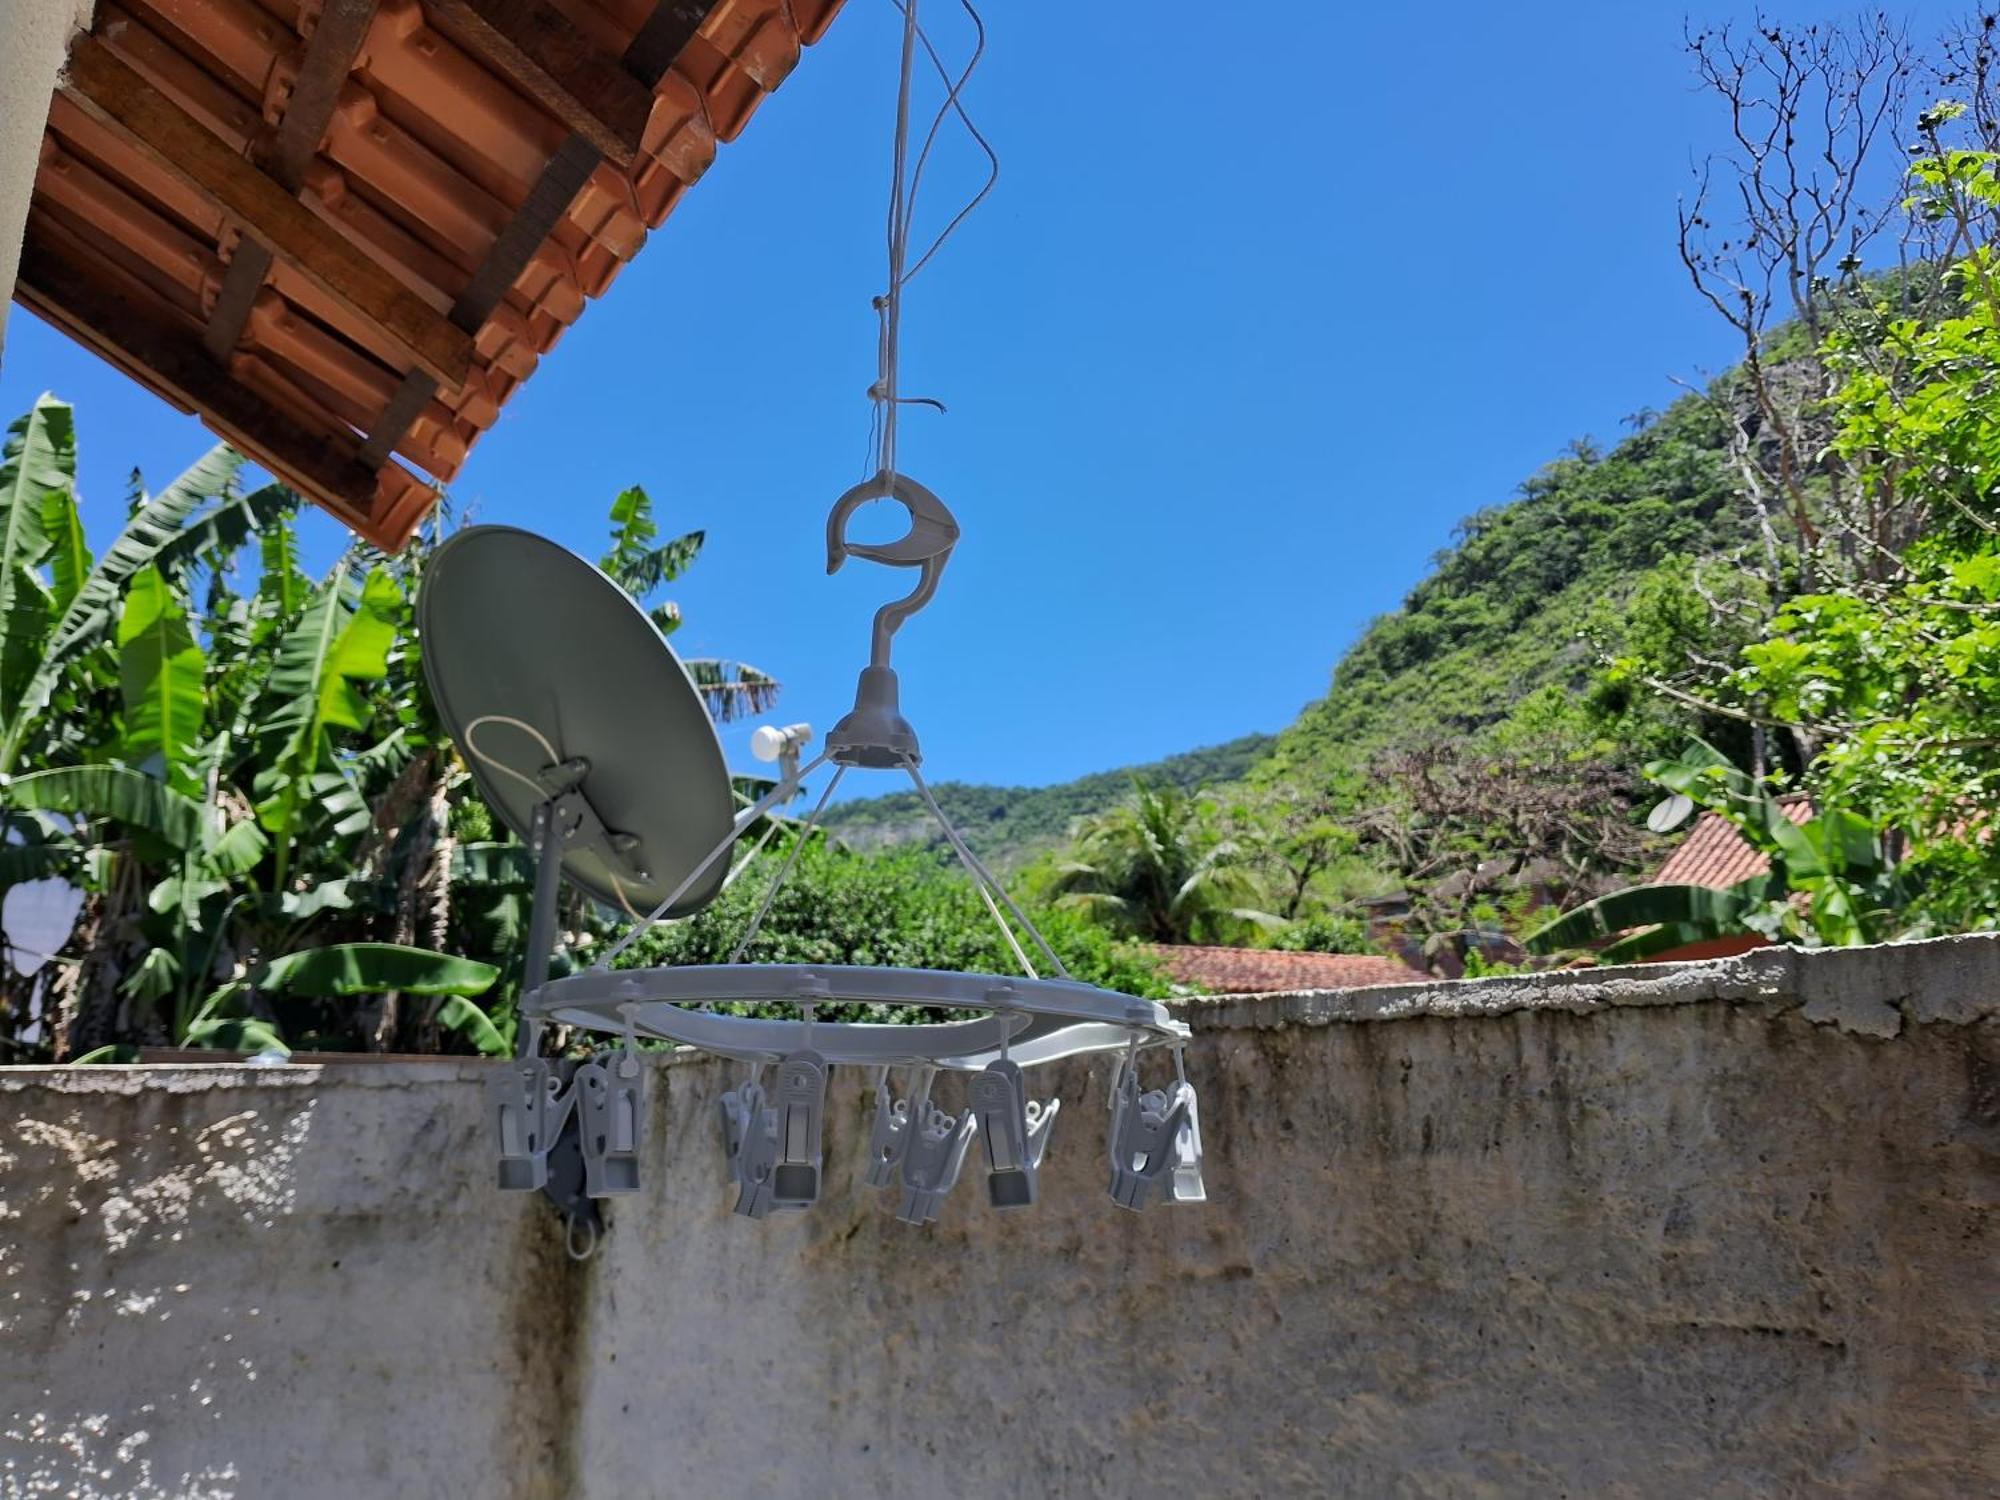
xmin=1051 ymin=780 xmax=1279 ymax=945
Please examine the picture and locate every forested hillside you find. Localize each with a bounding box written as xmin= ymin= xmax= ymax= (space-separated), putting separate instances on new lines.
xmin=826 ymin=391 xmax=1754 ymax=879
xmin=819 ymin=734 xmax=1273 ymax=866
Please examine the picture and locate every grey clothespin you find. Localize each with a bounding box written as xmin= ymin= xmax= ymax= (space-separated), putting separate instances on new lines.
xmin=576 ymin=1009 xmax=647 ymax=1197
xmin=719 ymin=1072 xmax=779 ymax=1219
xmin=769 ymin=1049 xmax=828 ymax=1210
xmin=1107 ymin=1047 xmax=1194 ymax=1212
xmin=862 ymin=1067 xmax=915 ymax=1190
xmin=896 ymin=1090 xmax=979 ymax=1226
xmin=489 ymin=1056 xmax=563 ymax=1192
xmin=969 ymin=1058 xmax=1059 ymax=1211
xmin=576 ymin=1057 xmax=645 ymax=1198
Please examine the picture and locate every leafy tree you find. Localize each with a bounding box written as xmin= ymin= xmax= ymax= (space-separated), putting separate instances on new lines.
xmin=1050 ymin=780 xmax=1278 ymax=945
xmin=620 ymin=838 xmax=1168 ymax=1006
xmin=1526 ymin=740 xmax=1907 ymax=962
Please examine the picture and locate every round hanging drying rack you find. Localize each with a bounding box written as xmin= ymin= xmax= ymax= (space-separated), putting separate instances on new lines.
xmin=417 ymin=0 xmax=1207 ymax=1244
xmin=527 ymin=964 xmax=1188 ymax=1071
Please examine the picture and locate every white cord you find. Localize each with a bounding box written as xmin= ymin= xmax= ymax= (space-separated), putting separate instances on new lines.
xmin=892 ymin=0 xmax=997 ymax=287
xmin=721 ymin=816 xmax=783 ymax=891
xmin=463 ymin=714 xmax=559 ymax=800
xmin=461 ymin=714 xmax=644 ymax=922
xmin=976 ymin=878 xmax=1037 ymax=979
xmin=869 ymin=0 xmax=995 ymax=481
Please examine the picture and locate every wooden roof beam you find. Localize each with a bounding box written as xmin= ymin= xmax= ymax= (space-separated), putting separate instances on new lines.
xmin=16 ymin=230 xmax=389 ymax=540
xmin=424 ymin=0 xmax=656 ymax=169
xmin=205 ymin=0 xmax=383 ymax=361
xmin=61 ymin=33 xmax=473 ymax=390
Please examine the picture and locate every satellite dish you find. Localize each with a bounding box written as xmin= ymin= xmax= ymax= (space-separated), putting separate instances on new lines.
xmin=419 ymin=525 xmax=734 ymax=918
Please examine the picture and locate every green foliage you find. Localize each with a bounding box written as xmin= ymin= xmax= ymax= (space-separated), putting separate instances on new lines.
xmin=116 ymin=565 xmax=205 ymax=791
xmin=1526 ymin=740 xmax=1908 ymax=959
xmin=1050 ymin=780 xmax=1279 ymax=946
xmin=616 ymin=839 xmax=1169 ymax=1005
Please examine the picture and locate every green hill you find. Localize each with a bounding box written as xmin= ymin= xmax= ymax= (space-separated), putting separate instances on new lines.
xmin=1270 ymin=393 xmax=1749 ymax=772
xmin=818 ymin=734 xmax=1274 ymax=867
xmin=824 ymin=389 xmax=1754 ymax=904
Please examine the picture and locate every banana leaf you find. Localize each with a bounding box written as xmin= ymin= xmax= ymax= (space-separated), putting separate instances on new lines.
xmin=117 ymin=566 xmax=206 ymax=791
xmin=257 ymin=942 xmax=499 ymax=998
xmin=1525 ymin=876 xmax=1775 ymax=955
xmin=2 ymin=764 xmax=208 ymax=853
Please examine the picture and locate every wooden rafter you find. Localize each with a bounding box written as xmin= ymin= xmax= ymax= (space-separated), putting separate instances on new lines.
xmin=204 ymin=0 xmax=383 ymax=362
xmin=424 ymin=0 xmax=655 ymax=169
xmin=624 ymin=1 xmax=720 ymax=86
xmin=358 ymin=135 xmax=602 ymax=466
xmin=355 ymin=0 xmax=718 ymax=465
xmin=62 ymin=33 xmax=472 ymax=390
xmin=16 ymin=232 xmax=386 ymax=535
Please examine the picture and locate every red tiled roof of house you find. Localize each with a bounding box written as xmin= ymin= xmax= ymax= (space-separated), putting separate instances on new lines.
xmin=1143 ymin=945 xmax=1426 ymax=995
xmin=1653 ymin=796 xmax=1812 ymax=889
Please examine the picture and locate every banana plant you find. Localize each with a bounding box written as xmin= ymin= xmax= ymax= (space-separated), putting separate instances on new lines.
xmin=0 ymin=395 xmax=287 ymax=773
xmin=1526 ymin=739 xmax=1908 ymax=961
xmin=0 ymin=399 xmax=781 ymax=1061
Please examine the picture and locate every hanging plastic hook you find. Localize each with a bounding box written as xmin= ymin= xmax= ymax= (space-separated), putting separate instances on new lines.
xmin=825 ymin=470 xmax=960 ymax=670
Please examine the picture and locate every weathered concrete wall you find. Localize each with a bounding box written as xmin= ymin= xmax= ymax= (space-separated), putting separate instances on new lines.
xmin=2 ymin=936 xmax=1995 ymax=1498
xmin=0 ymin=2 xmax=92 ymax=370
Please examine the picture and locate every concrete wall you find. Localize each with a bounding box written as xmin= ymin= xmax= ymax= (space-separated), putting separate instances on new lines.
xmin=2 ymin=936 xmax=1995 ymax=1498
xmin=0 ymin=2 xmax=92 ymax=369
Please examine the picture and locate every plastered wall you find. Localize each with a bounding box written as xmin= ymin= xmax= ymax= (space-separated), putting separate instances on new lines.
xmin=0 ymin=2 xmax=92 ymax=369
xmin=3 ymin=936 xmax=1995 ymax=1498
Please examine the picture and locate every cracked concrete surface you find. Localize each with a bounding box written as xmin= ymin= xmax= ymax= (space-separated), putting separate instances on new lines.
xmin=2 ymin=936 xmax=1995 ymax=1497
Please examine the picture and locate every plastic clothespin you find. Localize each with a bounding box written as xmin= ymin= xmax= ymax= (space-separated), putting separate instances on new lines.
xmin=576 ymin=1061 xmax=644 ymax=1199
xmin=769 ymin=1049 xmax=828 ymax=1210
xmin=1107 ymin=1049 xmax=1194 ymax=1213
xmin=896 ymin=1100 xmax=979 ymax=1227
xmin=863 ymin=1067 xmax=916 ymax=1189
xmin=489 ymin=1056 xmax=564 ymax=1192
xmin=718 ymin=1072 xmax=779 ymax=1219
xmin=1167 ymin=1048 xmax=1206 ymax=1205
xmin=969 ymin=1058 xmax=1060 ymax=1212
xmin=576 ymin=1007 xmax=647 ymax=1198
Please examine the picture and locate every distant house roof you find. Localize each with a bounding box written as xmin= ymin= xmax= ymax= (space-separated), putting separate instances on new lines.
xmin=1653 ymin=796 xmax=1812 ymax=889
xmin=1144 ymin=944 xmax=1426 ymax=995
xmin=16 ymin=0 xmax=845 ymax=549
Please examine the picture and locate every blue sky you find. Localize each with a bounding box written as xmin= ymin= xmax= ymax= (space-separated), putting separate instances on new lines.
xmin=0 ymin=1 xmax=1960 ymax=796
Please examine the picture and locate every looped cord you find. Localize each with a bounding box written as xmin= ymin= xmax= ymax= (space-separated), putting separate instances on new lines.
xmin=462 ymin=714 xmax=645 ymax=923
xmin=868 ymin=0 xmax=996 ymax=481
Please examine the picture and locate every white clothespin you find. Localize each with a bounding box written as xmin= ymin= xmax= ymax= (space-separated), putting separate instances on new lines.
xmin=718 ymin=1066 xmax=778 ymax=1218
xmin=1107 ymin=1039 xmax=1194 ymax=1212
xmin=864 ymin=1066 xmax=923 ymax=1189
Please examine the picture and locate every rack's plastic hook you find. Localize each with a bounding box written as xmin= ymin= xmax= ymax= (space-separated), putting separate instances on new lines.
xmin=825 ymin=470 xmax=960 ymax=669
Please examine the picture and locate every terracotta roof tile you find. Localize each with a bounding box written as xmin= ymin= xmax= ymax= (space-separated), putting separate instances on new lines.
xmin=1653 ymin=797 xmax=1811 ymax=890
xmin=19 ymin=0 xmax=847 ymax=547
xmin=1144 ymin=945 xmax=1427 ymax=995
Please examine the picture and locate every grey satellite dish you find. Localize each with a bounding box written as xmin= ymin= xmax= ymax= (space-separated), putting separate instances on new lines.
xmin=419 ymin=525 xmax=734 ymax=918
